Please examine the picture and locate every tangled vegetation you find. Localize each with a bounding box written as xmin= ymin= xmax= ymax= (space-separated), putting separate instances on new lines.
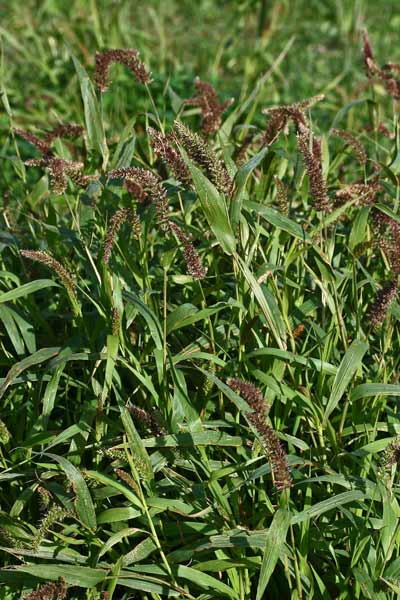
xmin=2 ymin=2 xmax=400 ymax=598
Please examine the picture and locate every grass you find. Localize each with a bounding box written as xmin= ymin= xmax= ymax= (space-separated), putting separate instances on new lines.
xmin=1 ymin=1 xmax=400 ymax=598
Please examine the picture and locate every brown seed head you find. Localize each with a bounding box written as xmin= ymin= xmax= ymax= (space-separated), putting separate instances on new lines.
xmin=173 ymin=120 xmax=232 ymax=194
xmin=109 ymin=167 xmax=169 ymax=229
xmin=227 ymin=378 xmax=292 ymax=490
xmin=148 ymin=127 xmax=191 ymax=186
xmin=368 ymin=279 xmax=398 ymax=328
xmin=332 ymin=128 xmax=367 ymax=167
xmin=296 ymin=122 xmax=330 ymax=212
xmin=184 ymin=77 xmax=233 ymax=134
xmin=95 ymin=48 xmax=151 ymax=91
xmin=20 ymin=250 xmax=76 ymax=299
xmin=169 ymin=221 xmax=207 ymax=279
xmin=23 ymin=577 xmax=67 ymax=600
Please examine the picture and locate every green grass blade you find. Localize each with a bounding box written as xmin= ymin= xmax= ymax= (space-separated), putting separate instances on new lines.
xmin=0 ymin=279 xmax=59 ymax=304
xmin=323 ymin=339 xmax=368 ymax=425
xmin=234 ymin=252 xmax=286 ymax=349
xmin=231 ymin=147 xmax=269 ymax=228
xmin=68 ymin=47 xmax=109 ymax=169
xmin=256 ymin=508 xmax=291 ymax=600
xmin=120 ymin=406 xmax=154 ymax=483
xmin=351 ymin=383 xmax=400 ymax=402
xmin=182 ymin=150 xmax=236 ymax=255
xmin=0 ymin=347 xmax=60 ymax=401
xmin=44 ymin=453 xmax=97 ymax=531
xmin=0 ymin=565 xmax=106 ymax=588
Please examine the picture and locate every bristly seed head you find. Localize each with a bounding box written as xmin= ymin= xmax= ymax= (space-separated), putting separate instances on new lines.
xmin=384 ymin=437 xmax=400 ymax=469
xmin=23 ymin=577 xmax=67 ymax=600
xmin=104 ymin=208 xmax=140 ymax=264
xmin=43 ymin=123 xmax=84 ymax=144
xmin=173 ymin=120 xmax=232 ymax=194
xmin=332 ymin=128 xmax=367 ymax=167
xmin=108 ymin=167 xmax=169 ymax=230
xmin=20 ymin=250 xmax=76 ymax=298
xmin=227 ymin=378 xmax=292 ymax=491
xmin=184 ymin=77 xmax=233 ymax=135
xmin=148 ymin=127 xmax=192 ymax=186
xmin=14 ymin=128 xmax=52 ymax=155
xmin=296 ymin=122 xmax=330 ymax=212
xmin=274 ymin=176 xmax=289 ymax=214
xmin=368 ymin=279 xmax=398 ymax=328
xmin=335 ymin=182 xmax=382 ymax=208
xmin=95 ymin=48 xmax=151 ymax=91
xmin=25 ymin=157 xmax=93 ymax=194
xmin=361 ymin=31 xmax=400 ymax=99
xmin=127 ymin=404 xmax=165 ymax=437
xmin=169 ymin=221 xmax=207 ymax=279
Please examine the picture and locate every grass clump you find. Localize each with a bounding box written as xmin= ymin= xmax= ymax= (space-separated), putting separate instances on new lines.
xmin=2 ymin=4 xmax=400 ymax=599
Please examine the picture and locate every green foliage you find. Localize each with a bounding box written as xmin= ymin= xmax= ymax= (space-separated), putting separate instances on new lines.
xmin=2 ymin=1 xmax=400 ymax=599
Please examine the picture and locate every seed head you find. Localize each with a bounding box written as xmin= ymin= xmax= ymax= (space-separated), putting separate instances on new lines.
xmin=174 ymin=120 xmax=232 ymax=194
xmin=109 ymin=167 xmax=169 ymax=230
xmin=95 ymin=48 xmax=151 ymax=91
xmin=227 ymin=378 xmax=292 ymax=491
xmin=234 ymin=132 xmax=255 ymax=166
xmin=104 ymin=208 xmax=139 ymax=264
xmin=296 ymin=122 xmax=330 ymax=212
xmin=169 ymin=221 xmax=207 ymax=279
xmin=127 ymin=404 xmax=164 ymax=437
xmin=368 ymin=279 xmax=398 ymax=328
xmin=44 ymin=123 xmax=84 ymax=144
xmin=14 ymin=128 xmax=52 ymax=155
xmin=335 ymin=182 xmax=381 ymax=208
xmin=20 ymin=250 xmax=79 ymax=316
xmin=25 ymin=157 xmax=90 ymax=194
xmin=362 ymin=31 xmax=400 ymax=99
xmin=372 ymin=209 xmax=400 ymax=276
xmin=20 ymin=250 xmax=76 ymax=296
xmin=0 ymin=418 xmax=11 ymax=444
xmin=23 ymin=577 xmax=67 ymax=600
xmin=332 ymin=128 xmax=367 ymax=167
xmin=32 ymin=505 xmax=70 ymax=551
xmin=115 ymin=468 xmax=139 ymax=494
xmin=274 ymin=176 xmax=289 ymax=214
xmin=362 ymin=29 xmax=375 ymax=75
xmin=260 ymin=94 xmax=324 ymax=146
xmin=384 ymin=437 xmax=400 ymax=469
xmin=148 ymin=127 xmax=191 ymax=186
xmin=184 ymin=77 xmax=233 ymax=134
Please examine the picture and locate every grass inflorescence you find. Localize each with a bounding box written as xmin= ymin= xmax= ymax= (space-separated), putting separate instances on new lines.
xmin=2 ymin=4 xmax=400 ymax=599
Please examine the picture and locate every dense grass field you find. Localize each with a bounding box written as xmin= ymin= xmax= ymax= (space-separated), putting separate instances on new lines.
xmin=2 ymin=1 xmax=400 ymax=598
